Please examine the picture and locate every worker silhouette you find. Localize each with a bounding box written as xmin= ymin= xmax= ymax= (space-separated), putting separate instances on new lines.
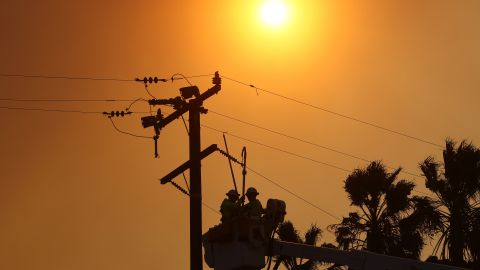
xmin=242 ymin=187 xmax=264 ymax=218
xmin=220 ymin=189 xmax=240 ymax=222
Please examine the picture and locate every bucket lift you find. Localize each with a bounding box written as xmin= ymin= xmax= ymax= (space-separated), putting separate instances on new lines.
xmin=203 ymin=199 xmax=286 ymax=270
xmin=203 ymin=200 xmax=468 ymax=270
xmin=203 ymin=141 xmax=467 ymax=270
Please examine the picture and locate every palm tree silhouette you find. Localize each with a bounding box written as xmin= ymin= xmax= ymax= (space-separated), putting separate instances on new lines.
xmin=272 ymin=221 xmax=323 ymax=270
xmin=419 ymin=139 xmax=480 ymax=266
xmin=330 ymin=161 xmax=438 ymax=258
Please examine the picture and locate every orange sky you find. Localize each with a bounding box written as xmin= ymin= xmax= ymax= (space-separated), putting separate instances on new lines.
xmin=1 ymin=1 xmax=480 ymax=269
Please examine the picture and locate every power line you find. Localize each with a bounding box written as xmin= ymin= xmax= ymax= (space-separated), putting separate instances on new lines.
xmin=246 ymin=165 xmax=341 ymax=221
xmin=209 ymin=109 xmax=422 ymax=178
xmin=0 ymin=73 xmax=213 ymax=83
xmin=0 ymin=105 xmax=103 ymax=114
xmin=202 ymin=124 xmax=351 ymax=173
xmin=0 ymin=95 xmax=424 ymax=177
xmin=108 ymin=118 xmax=152 ymax=139
xmin=221 ymin=75 xmax=443 ymax=148
xmin=0 ymin=72 xmax=448 ymax=148
xmin=0 ymin=105 xmax=150 ymax=115
xmin=203 ymin=123 xmax=432 ymax=195
xmin=0 ymin=73 xmax=134 ymax=82
xmin=0 ymin=104 xmax=431 ymax=219
xmin=0 ymin=98 xmax=138 ymax=102
xmin=216 ymin=143 xmax=342 ymax=221
xmin=202 ymin=202 xmax=220 ymax=215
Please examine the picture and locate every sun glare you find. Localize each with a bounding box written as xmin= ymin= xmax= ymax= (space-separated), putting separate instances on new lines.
xmin=260 ymin=0 xmax=288 ymax=27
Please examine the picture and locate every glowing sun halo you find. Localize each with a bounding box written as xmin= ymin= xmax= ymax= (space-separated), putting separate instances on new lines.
xmin=260 ymin=1 xmax=288 ymax=27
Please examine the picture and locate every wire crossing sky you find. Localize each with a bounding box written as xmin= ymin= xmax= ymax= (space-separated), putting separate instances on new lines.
xmin=0 ymin=72 xmax=442 ymax=148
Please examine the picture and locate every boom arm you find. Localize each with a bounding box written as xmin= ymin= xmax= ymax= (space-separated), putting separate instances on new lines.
xmin=271 ymin=240 xmax=467 ymax=270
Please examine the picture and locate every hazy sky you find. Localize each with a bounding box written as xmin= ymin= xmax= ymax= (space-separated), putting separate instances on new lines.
xmin=1 ymin=1 xmax=479 ymax=269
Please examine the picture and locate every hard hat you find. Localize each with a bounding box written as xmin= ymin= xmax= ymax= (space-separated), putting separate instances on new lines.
xmin=246 ymin=187 xmax=259 ymax=195
xmin=226 ymin=189 xmax=239 ymax=197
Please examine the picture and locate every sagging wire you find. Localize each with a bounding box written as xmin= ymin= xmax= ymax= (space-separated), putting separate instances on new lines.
xmin=125 ymin=98 xmax=149 ymax=111
xmin=143 ymin=84 xmax=156 ymax=99
xmin=170 ymin=73 xmax=211 ymax=86
xmin=108 ymin=117 xmax=151 ymax=139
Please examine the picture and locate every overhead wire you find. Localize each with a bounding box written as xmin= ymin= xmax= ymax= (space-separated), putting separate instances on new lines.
xmin=0 ymin=73 xmax=134 ymax=82
xmin=169 ymin=73 xmax=194 ymax=132
xmin=0 ymin=96 xmax=424 ymax=177
xmin=126 ymin=98 xmax=149 ymax=111
xmin=203 ymin=123 xmax=352 ymax=173
xmin=1 ymin=72 xmax=435 ymax=209
xmin=0 ymin=72 xmax=446 ymax=149
xmin=108 ymin=117 xmax=152 ymax=139
xmin=1 ymin=105 xmax=432 ymax=199
xmin=203 ymin=123 xmax=432 ymax=196
xmin=0 ymin=104 xmax=429 ymax=218
xmin=0 ymin=105 xmax=103 ymax=114
xmin=221 ymin=75 xmax=443 ymax=148
xmin=215 ymin=145 xmax=342 ymax=221
xmin=0 ymin=105 xmax=150 ymax=115
xmin=0 ymin=98 xmax=138 ymax=102
xmin=246 ymin=165 xmax=342 ymax=221
xmin=208 ymin=109 xmax=422 ymax=178
xmin=0 ymin=73 xmax=213 ymax=83
xmin=1 ymin=72 xmax=442 ymax=147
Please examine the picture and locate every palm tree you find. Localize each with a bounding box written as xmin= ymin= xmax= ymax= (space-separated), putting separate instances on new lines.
xmin=272 ymin=221 xmax=322 ymax=270
xmin=419 ymin=139 xmax=480 ymax=266
xmin=330 ymin=161 xmax=439 ymax=258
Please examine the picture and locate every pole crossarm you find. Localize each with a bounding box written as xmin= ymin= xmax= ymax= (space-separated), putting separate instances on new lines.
xmin=159 ymin=144 xmax=218 ymax=185
xmin=152 ymin=83 xmax=221 ymax=131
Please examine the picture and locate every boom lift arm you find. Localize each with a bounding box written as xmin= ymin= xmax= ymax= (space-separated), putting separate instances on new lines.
xmin=271 ymin=240 xmax=467 ymax=270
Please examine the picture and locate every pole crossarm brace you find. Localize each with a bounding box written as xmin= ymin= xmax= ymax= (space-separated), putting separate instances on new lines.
xmin=160 ymin=144 xmax=218 ymax=185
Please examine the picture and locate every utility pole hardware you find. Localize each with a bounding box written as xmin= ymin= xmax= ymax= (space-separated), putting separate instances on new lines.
xmin=141 ymin=72 xmax=221 ymax=270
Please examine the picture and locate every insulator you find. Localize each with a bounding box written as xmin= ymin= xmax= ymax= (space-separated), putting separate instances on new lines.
xmin=110 ymin=111 xmax=115 ymax=117
xmin=154 ymin=77 xmax=158 ymax=83
xmin=212 ymin=71 xmax=221 ymax=85
xmin=143 ymin=77 xmax=148 ymax=84
xmin=116 ymin=111 xmax=120 ymax=117
xmin=121 ymin=111 xmax=125 ymax=116
xmin=148 ymin=77 xmax=153 ymax=83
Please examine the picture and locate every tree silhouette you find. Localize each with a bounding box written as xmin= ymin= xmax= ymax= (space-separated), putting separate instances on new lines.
xmin=272 ymin=221 xmax=322 ymax=270
xmin=330 ymin=161 xmax=439 ymax=258
xmin=419 ymin=139 xmax=480 ymax=266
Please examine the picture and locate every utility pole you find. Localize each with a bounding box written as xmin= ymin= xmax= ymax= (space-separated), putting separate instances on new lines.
xmin=189 ymin=97 xmax=202 ymax=270
xmin=141 ymin=72 xmax=221 ymax=270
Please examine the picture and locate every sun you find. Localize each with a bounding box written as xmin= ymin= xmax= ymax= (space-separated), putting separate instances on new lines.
xmin=260 ymin=0 xmax=289 ymax=27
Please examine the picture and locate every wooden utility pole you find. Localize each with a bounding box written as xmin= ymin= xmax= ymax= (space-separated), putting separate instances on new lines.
xmin=142 ymin=72 xmax=221 ymax=270
xmin=189 ymin=98 xmax=202 ymax=270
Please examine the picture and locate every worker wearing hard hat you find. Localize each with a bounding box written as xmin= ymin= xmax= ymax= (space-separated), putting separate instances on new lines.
xmin=220 ymin=189 xmax=240 ymax=222
xmin=243 ymin=187 xmax=264 ymax=218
